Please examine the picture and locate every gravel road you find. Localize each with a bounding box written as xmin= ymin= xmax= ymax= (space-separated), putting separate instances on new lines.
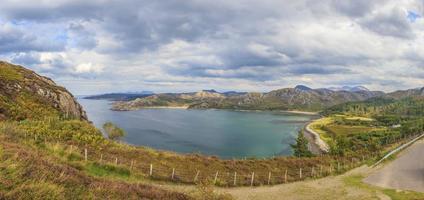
xmin=364 ymin=139 xmax=424 ymax=192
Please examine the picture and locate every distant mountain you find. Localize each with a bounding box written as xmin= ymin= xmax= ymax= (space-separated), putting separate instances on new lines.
xmin=295 ymin=85 xmax=313 ymax=91
xmin=84 ymin=92 xmax=154 ymax=101
xmin=386 ymin=87 xmax=424 ymax=99
xmin=327 ymin=86 xmax=370 ymax=92
xmin=112 ymin=86 xmax=384 ymax=112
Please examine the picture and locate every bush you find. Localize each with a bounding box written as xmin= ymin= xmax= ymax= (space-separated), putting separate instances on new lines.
xmin=103 ymin=122 xmax=126 ymax=141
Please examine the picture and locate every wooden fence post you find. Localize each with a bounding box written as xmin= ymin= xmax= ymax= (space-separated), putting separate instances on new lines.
xmin=233 ymin=172 xmax=237 ymax=186
xmin=130 ymin=160 xmax=134 ymax=170
xmin=149 ymin=164 xmax=153 ymax=176
xmin=311 ymin=167 xmax=315 ymax=177
xmin=214 ymin=171 xmax=219 ymax=185
xmin=115 ymin=157 xmax=118 ymax=165
xmin=284 ymin=169 xmax=288 ymax=183
xmin=268 ymin=172 xmax=271 ymax=185
xmin=100 ymin=154 xmax=103 ymax=162
xmin=194 ymin=170 xmax=200 ymax=183
xmin=299 ymin=168 xmax=302 ymax=179
xmin=84 ymin=148 xmax=87 ymax=161
xmin=250 ymin=172 xmax=255 ymax=186
xmin=172 ymin=168 xmax=175 ymax=180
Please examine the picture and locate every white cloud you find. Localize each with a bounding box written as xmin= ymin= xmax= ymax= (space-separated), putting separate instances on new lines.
xmin=0 ymin=0 xmax=424 ymax=94
xmin=74 ymin=62 xmax=104 ymax=73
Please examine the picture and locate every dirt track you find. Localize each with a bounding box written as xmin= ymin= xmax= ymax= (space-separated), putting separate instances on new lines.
xmin=364 ymin=139 xmax=424 ymax=192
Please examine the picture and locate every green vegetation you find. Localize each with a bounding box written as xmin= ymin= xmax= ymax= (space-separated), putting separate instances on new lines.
xmin=311 ymin=96 xmax=424 ymax=157
xmin=103 ymin=122 xmax=126 ymax=141
xmin=291 ymin=131 xmax=313 ymax=157
xmin=0 ymin=63 xmax=24 ymax=81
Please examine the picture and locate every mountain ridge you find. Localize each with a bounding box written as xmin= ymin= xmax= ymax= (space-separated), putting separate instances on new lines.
xmin=112 ymin=86 xmax=385 ymax=111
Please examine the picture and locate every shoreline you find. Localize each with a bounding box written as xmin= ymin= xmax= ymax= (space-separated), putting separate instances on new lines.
xmin=303 ymin=120 xmax=330 ymax=155
xmin=139 ymin=106 xmax=189 ymax=109
xmin=280 ymin=110 xmax=319 ymax=115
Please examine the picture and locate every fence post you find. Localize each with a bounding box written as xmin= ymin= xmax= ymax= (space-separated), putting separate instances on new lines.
xmin=100 ymin=154 xmax=103 ymax=162
xmin=150 ymin=164 xmax=153 ymax=176
xmin=214 ymin=171 xmax=219 ymax=185
xmin=299 ymin=168 xmax=302 ymax=179
xmin=268 ymin=172 xmax=271 ymax=185
xmin=172 ymin=168 xmax=175 ymax=180
xmin=84 ymin=148 xmax=87 ymax=161
xmin=70 ymin=145 xmax=73 ymax=153
xmin=311 ymin=167 xmax=315 ymax=177
xmin=233 ymin=172 xmax=237 ymax=186
xmin=250 ymin=172 xmax=255 ymax=186
xmin=115 ymin=157 xmax=118 ymax=165
xmin=319 ymin=165 xmax=323 ymax=177
xmin=130 ymin=160 xmax=134 ymax=170
xmin=194 ymin=170 xmax=200 ymax=183
xmin=284 ymin=169 xmax=288 ymax=183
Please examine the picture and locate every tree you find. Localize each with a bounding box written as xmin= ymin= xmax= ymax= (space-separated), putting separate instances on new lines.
xmin=103 ymin=122 xmax=126 ymax=141
xmin=291 ymin=131 xmax=313 ymax=157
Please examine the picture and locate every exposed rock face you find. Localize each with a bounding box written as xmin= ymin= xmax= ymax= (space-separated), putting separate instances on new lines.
xmin=0 ymin=61 xmax=87 ymax=120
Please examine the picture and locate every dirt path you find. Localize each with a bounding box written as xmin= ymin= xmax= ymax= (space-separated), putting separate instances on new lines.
xmin=364 ymin=139 xmax=424 ymax=192
xmin=164 ymin=165 xmax=424 ymax=200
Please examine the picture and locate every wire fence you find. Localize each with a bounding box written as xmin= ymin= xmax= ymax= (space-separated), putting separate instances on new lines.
xmin=2 ymin=126 xmax=422 ymax=187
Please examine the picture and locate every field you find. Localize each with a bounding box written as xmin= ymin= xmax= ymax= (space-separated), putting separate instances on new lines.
xmin=309 ymin=115 xmax=385 ymax=142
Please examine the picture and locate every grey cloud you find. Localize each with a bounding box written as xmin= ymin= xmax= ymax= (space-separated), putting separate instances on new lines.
xmin=68 ymin=23 xmax=97 ymax=50
xmin=287 ymin=65 xmax=351 ymax=75
xmin=359 ymin=7 xmax=414 ymax=39
xmin=332 ymin=0 xmax=378 ymax=17
xmin=0 ymin=24 xmax=65 ymax=53
xmin=10 ymin=52 xmax=41 ymax=66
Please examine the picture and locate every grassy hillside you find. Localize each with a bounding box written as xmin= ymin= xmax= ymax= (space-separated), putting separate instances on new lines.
xmin=0 ymin=61 xmax=86 ymax=121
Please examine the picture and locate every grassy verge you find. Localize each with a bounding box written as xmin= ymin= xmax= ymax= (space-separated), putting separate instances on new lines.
xmin=343 ymin=175 xmax=424 ymax=200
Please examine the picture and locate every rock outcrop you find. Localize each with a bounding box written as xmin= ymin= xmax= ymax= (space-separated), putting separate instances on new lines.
xmin=0 ymin=61 xmax=87 ymax=121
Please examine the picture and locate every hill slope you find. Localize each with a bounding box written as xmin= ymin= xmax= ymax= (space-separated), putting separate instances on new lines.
xmin=0 ymin=61 xmax=87 ymax=121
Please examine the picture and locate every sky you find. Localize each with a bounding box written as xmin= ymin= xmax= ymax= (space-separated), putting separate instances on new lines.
xmin=0 ymin=0 xmax=424 ymax=95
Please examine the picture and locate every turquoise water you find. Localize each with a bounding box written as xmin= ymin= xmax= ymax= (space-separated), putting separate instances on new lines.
xmin=78 ymin=99 xmax=316 ymax=159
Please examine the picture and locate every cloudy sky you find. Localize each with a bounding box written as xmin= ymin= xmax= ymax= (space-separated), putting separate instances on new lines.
xmin=0 ymin=0 xmax=423 ymax=94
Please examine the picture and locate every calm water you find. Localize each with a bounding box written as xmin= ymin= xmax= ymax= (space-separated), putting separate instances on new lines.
xmin=78 ymin=99 xmax=316 ymax=158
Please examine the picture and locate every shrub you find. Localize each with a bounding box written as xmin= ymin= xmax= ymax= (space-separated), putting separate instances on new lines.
xmin=103 ymin=122 xmax=126 ymax=141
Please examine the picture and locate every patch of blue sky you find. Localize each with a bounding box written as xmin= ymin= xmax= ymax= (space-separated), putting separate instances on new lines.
xmin=407 ymin=10 xmax=420 ymax=22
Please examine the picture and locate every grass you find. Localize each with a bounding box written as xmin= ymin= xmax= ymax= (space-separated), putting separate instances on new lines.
xmin=0 ymin=63 xmax=24 ymax=81
xmin=84 ymin=162 xmax=131 ymax=180
xmin=324 ymin=124 xmax=383 ymax=137
xmin=343 ymin=175 xmax=424 ymax=200
xmin=309 ymin=117 xmax=334 ymax=142
xmin=0 ymin=134 xmax=191 ymax=199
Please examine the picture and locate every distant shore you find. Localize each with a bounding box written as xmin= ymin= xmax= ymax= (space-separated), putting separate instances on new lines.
xmin=141 ymin=106 xmax=189 ymax=109
xmin=281 ymin=110 xmax=319 ymax=115
xmin=303 ymin=120 xmax=330 ymax=155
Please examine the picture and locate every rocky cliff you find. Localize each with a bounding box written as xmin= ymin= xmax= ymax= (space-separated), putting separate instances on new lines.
xmin=0 ymin=61 xmax=87 ymax=121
